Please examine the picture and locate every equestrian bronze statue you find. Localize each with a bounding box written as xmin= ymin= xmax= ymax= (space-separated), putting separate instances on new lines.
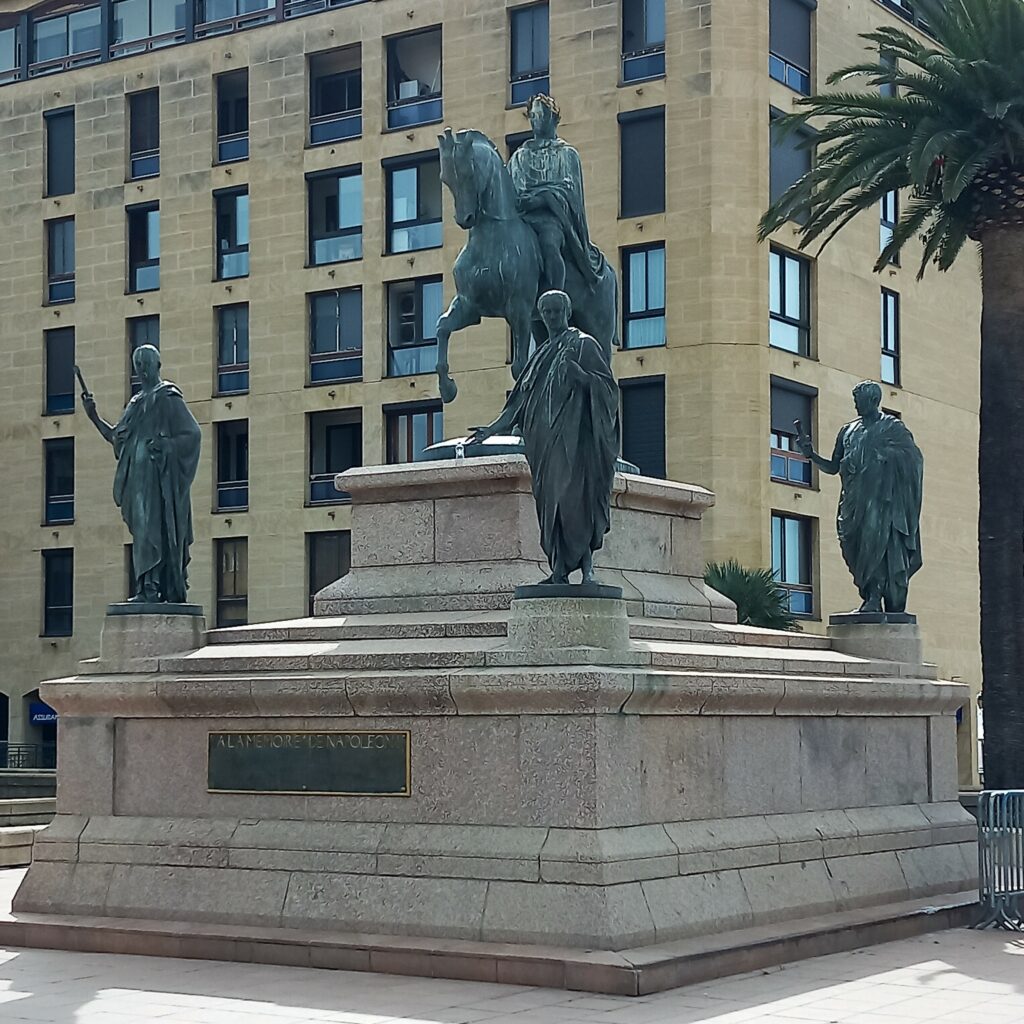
xmin=436 ymin=94 xmax=619 ymax=403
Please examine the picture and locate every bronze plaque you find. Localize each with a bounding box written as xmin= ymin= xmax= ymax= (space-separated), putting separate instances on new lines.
xmin=207 ymin=730 xmax=411 ymax=796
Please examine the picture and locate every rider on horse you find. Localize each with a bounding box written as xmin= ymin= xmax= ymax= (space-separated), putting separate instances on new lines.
xmin=507 ymin=94 xmax=608 ymax=294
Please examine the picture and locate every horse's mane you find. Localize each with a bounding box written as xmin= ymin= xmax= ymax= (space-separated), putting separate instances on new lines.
xmin=456 ymin=129 xmax=499 ymax=153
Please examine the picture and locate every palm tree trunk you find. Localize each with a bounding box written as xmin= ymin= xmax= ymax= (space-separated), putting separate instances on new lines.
xmin=979 ymin=227 xmax=1024 ymax=789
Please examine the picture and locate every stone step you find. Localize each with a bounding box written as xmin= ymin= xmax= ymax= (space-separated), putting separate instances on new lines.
xmin=0 ymin=825 xmax=46 ymax=868
xmin=205 ymin=613 xmax=834 ymax=653
xmin=0 ymin=798 xmax=55 ymax=828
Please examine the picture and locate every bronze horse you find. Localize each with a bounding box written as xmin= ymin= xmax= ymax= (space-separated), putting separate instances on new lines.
xmin=436 ymin=128 xmax=619 ymax=403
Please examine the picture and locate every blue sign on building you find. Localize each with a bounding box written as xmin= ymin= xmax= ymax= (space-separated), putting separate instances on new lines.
xmin=29 ymin=700 xmax=57 ymax=725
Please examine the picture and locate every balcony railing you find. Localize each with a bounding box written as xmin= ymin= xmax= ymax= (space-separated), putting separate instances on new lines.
xmin=45 ymin=391 xmax=75 ymax=416
xmin=386 ymin=94 xmax=442 ymax=131
xmin=285 ymin=0 xmax=365 ymax=17
xmin=310 ymin=109 xmax=362 ymax=146
xmin=47 ymin=274 xmax=75 ymax=305
xmin=45 ymin=493 xmax=75 ymax=525
xmin=216 ymin=481 xmax=249 ymax=510
xmin=217 ymin=130 xmax=249 ymax=163
xmin=510 ymin=71 xmax=549 ymax=107
xmin=217 ymin=362 xmax=249 ymax=395
xmin=622 ymin=45 xmax=665 ymax=83
xmin=388 ymin=342 xmax=438 ymax=378
xmin=0 ymin=742 xmax=57 ymax=770
xmin=311 ymin=228 xmax=362 ymax=266
xmin=310 ymin=349 xmax=362 ymax=384
xmin=130 ymin=147 xmax=160 ymax=179
xmin=111 ymin=26 xmax=188 ymax=59
xmin=309 ymin=472 xmax=351 ymax=504
xmin=195 ymin=4 xmax=276 ymax=39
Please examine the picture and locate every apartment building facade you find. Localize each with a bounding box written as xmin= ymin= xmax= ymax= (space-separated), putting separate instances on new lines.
xmin=0 ymin=0 xmax=983 ymax=780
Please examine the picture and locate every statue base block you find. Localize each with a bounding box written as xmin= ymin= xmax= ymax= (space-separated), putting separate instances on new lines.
xmin=106 ymin=602 xmax=204 ymax=617
xmin=90 ymin=608 xmax=206 ymax=673
xmin=514 ymin=582 xmax=623 ymax=600
xmin=828 ymin=615 xmax=923 ymax=667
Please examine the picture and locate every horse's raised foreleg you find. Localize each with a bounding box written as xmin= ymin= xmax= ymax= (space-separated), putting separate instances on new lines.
xmin=436 ymin=294 xmax=480 ymax=404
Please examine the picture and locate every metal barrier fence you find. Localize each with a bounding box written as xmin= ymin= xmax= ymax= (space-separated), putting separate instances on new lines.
xmin=974 ymin=790 xmax=1024 ymax=931
xmin=0 ymin=743 xmax=57 ymax=770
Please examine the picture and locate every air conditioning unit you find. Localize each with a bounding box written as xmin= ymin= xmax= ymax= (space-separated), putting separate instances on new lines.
xmin=398 ymin=79 xmax=422 ymax=100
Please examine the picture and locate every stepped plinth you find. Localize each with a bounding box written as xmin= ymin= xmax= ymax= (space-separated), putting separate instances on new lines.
xmin=8 ymin=457 xmax=976 ymax=994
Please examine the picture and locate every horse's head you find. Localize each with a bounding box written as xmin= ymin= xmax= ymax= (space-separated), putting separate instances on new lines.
xmin=438 ymin=127 xmax=505 ymax=230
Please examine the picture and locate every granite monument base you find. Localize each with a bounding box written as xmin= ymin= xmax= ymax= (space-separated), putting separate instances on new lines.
xmin=828 ymin=612 xmax=924 ymax=666
xmin=10 ymin=459 xmax=975 ymax=993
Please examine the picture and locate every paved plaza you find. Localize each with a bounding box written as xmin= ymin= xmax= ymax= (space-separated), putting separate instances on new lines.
xmin=1 ymin=915 xmax=1022 ymax=1024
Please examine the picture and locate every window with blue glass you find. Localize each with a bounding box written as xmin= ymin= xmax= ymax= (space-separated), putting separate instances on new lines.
xmin=310 ymin=288 xmax=362 ymax=383
xmin=216 ymin=69 xmax=249 ymax=162
xmin=216 ymin=304 xmax=249 ymax=395
xmin=770 ymin=379 xmax=814 ymax=487
xmin=386 ymin=28 xmax=442 ymax=129
xmin=127 ymin=204 xmax=159 ymax=292
xmin=622 ymin=243 xmax=665 ymax=349
xmin=308 ymin=411 xmax=361 ymax=504
xmin=879 ymin=50 xmax=898 ymax=98
xmin=771 ymin=512 xmax=814 ymax=616
xmin=386 ymin=155 xmax=442 ymax=253
xmin=47 ymin=218 xmax=75 ymax=304
xmin=510 ymin=4 xmax=549 ymax=106
xmin=198 ymin=0 xmax=275 ymax=32
xmin=216 ymin=188 xmax=249 ymax=280
xmin=308 ymin=168 xmax=362 ymax=266
xmin=881 ymin=288 xmax=901 ymax=386
xmin=45 ymin=108 xmax=75 ymax=197
xmin=388 ymin=277 xmax=443 ymax=377
xmin=112 ymin=0 xmax=187 ymax=55
xmin=215 ymin=538 xmax=247 ymax=627
xmin=620 ymin=376 xmax=665 ymax=478
xmin=216 ymin=419 xmax=249 ymax=511
xmin=128 ymin=89 xmax=159 ymax=178
xmin=42 ymin=549 xmax=74 ymax=637
xmin=621 ymin=0 xmax=665 ymax=82
xmin=881 ymin=190 xmax=899 ymax=265
xmin=44 ymin=328 xmax=75 ymax=415
xmin=44 ymin=438 xmax=74 ymax=525
xmin=769 ymin=248 xmax=810 ymax=356
xmin=307 ymin=530 xmax=351 ymax=615
xmin=769 ymin=0 xmax=813 ymax=95
xmin=31 ymin=6 xmax=101 ymax=70
xmin=1 ymin=26 xmax=20 ymax=83
xmin=386 ymin=402 xmax=443 ymax=464
xmin=309 ymin=47 xmax=361 ymax=144
xmin=128 ymin=315 xmax=159 ymax=395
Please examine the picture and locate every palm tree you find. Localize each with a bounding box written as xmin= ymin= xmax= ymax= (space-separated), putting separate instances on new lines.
xmin=705 ymin=560 xmax=800 ymax=631
xmin=759 ymin=0 xmax=1024 ymax=788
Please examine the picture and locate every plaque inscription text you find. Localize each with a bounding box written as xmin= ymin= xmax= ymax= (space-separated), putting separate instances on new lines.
xmin=207 ymin=731 xmax=411 ymax=796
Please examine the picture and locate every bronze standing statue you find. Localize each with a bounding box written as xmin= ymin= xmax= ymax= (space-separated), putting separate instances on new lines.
xmin=80 ymin=345 xmax=202 ymax=605
xmin=436 ymin=95 xmax=618 ymax=403
xmin=796 ymin=381 xmax=923 ymax=615
xmin=469 ymin=291 xmax=619 ymax=586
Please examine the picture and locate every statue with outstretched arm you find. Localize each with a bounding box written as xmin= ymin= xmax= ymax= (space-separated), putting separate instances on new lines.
xmin=79 ymin=345 xmax=202 ymax=604
xmin=469 ymin=290 xmax=619 ymax=586
xmin=795 ymin=381 xmax=923 ymax=615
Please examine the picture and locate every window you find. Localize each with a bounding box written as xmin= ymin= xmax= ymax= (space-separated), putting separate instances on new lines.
xmin=881 ymin=190 xmax=899 ymax=264
xmin=619 ymin=108 xmax=665 ymax=217
xmin=127 ymin=204 xmax=160 ymax=292
xmin=308 ymin=531 xmax=351 ymax=615
xmin=386 ymin=402 xmax=443 ymax=464
xmin=769 ymin=248 xmax=810 ymax=355
xmin=216 ymin=70 xmax=249 ymax=162
xmin=386 ymin=155 xmax=442 ymax=253
xmin=46 ymin=218 xmax=75 ymax=304
xmin=128 ymin=315 xmax=159 ymax=395
xmin=216 ymin=188 xmax=250 ymax=280
xmin=128 ymin=90 xmax=160 ymax=178
xmin=112 ymin=0 xmax=188 ymax=55
xmin=621 ymin=0 xmax=665 ymax=82
xmin=43 ymin=438 xmax=74 ymax=524
xmin=771 ymin=512 xmax=813 ymax=616
xmin=217 ymin=304 xmax=249 ymax=395
xmin=44 ymin=328 xmax=75 ymax=415
xmin=198 ymin=0 xmax=275 ymax=33
xmin=770 ymin=115 xmax=813 ymax=211
xmin=386 ymin=28 xmax=442 ymax=129
xmin=769 ymin=0 xmax=813 ymax=95
xmin=880 ymin=50 xmax=898 ymax=98
xmin=215 ymin=538 xmax=248 ymax=627
xmin=620 ymin=376 xmax=665 ymax=478
xmin=308 ymin=410 xmax=361 ymax=504
xmin=622 ymin=243 xmax=665 ymax=349
xmin=42 ymin=549 xmax=73 ymax=637
xmin=770 ymin=379 xmax=814 ymax=487
xmin=510 ymin=4 xmax=549 ymax=106
xmin=309 ymin=47 xmax=361 ymax=144
xmin=881 ymin=288 xmax=901 ymax=385
xmin=309 ymin=288 xmax=362 ymax=383
xmin=308 ymin=168 xmax=362 ymax=265
xmin=0 ymin=26 xmax=19 ymax=83
xmin=32 ymin=8 xmax=101 ymax=70
xmin=388 ymin=277 xmax=443 ymax=377
xmin=44 ymin=108 xmax=74 ymax=197
xmin=216 ymin=420 xmax=249 ymax=511
xmin=506 ymin=131 xmax=531 ymax=159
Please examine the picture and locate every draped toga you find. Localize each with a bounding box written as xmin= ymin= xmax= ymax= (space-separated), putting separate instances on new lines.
xmin=112 ymin=382 xmax=201 ymax=603
xmin=833 ymin=414 xmax=923 ymax=607
xmin=500 ymin=326 xmax=619 ymax=575
xmin=507 ymin=138 xmax=607 ymax=283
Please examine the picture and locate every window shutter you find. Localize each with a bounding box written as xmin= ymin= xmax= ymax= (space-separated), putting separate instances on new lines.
xmin=770 ymin=119 xmax=812 ymax=208
xmin=770 ymin=379 xmax=815 ymax=437
xmin=619 ymin=109 xmax=665 ymax=217
xmin=621 ymin=378 xmax=666 ymax=478
xmin=770 ymin=0 xmax=814 ymax=71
